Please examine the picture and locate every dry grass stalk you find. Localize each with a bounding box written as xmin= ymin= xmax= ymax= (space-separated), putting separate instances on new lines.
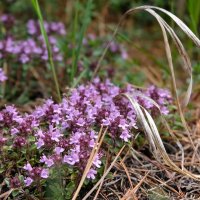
xmin=72 ymin=126 xmax=107 ymax=200
xmin=82 ymin=145 xmax=126 ymax=200
xmin=93 ymin=158 xmax=108 ymax=200
xmin=120 ymin=161 xmax=134 ymax=189
xmin=123 ymin=93 xmax=200 ymax=181
xmin=130 ymin=92 xmax=186 ymax=169
xmin=0 ymin=189 xmax=14 ymax=200
xmin=120 ymin=172 xmax=149 ymax=200
xmin=93 ymin=5 xmax=200 ymax=157
xmin=145 ymin=8 xmax=199 ymax=161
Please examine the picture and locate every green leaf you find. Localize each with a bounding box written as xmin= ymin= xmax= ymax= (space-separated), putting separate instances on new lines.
xmin=71 ymin=0 xmax=94 ymax=86
xmin=188 ymin=0 xmax=200 ymax=36
xmin=12 ymin=189 xmax=20 ymax=197
xmin=65 ymin=181 xmax=76 ymax=199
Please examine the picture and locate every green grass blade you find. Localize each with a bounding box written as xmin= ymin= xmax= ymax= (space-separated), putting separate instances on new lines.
xmin=70 ymin=0 xmax=79 ymax=84
xmin=71 ymin=0 xmax=93 ymax=86
xmin=31 ymin=0 xmax=61 ymax=102
xmin=188 ymin=0 xmax=200 ymax=36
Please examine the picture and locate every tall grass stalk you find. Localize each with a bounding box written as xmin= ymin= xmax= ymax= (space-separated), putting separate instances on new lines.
xmin=72 ymin=126 xmax=107 ymax=200
xmin=71 ymin=0 xmax=93 ymax=86
xmin=123 ymin=93 xmax=200 ymax=180
xmin=82 ymin=145 xmax=126 ymax=200
xmin=188 ymin=0 xmax=200 ymax=37
xmin=70 ymin=0 xmax=79 ymax=84
xmin=31 ymin=0 xmax=61 ymax=102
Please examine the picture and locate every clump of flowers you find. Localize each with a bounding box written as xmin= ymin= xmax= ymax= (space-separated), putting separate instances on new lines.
xmin=0 ymin=14 xmax=15 ymax=30
xmin=0 ymin=17 xmax=65 ymax=63
xmin=27 ymin=19 xmax=66 ymax=36
xmin=0 ymin=78 xmax=171 ymax=195
xmin=83 ymin=34 xmax=128 ymax=60
xmin=81 ymin=34 xmax=128 ymax=77
xmin=0 ymin=35 xmax=62 ymax=64
xmin=0 ymin=14 xmax=132 ymax=107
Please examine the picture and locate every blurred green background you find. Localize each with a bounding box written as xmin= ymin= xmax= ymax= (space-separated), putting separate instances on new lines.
xmin=0 ymin=0 xmax=199 ymax=105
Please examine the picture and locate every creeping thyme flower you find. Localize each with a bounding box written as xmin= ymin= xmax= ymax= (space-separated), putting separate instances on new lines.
xmin=27 ymin=20 xmax=66 ymax=36
xmin=120 ymin=130 xmax=131 ymax=142
xmin=0 ymin=18 xmax=65 ymax=64
xmin=87 ymin=168 xmax=97 ymax=179
xmin=63 ymin=152 xmax=80 ymax=166
xmin=40 ymin=169 xmax=49 ymax=179
xmin=0 ymin=137 xmax=7 ymax=146
xmin=0 ymin=68 xmax=7 ymax=83
xmin=0 ymin=14 xmax=14 ymax=24
xmin=0 ymin=78 xmax=172 ymax=187
xmin=93 ymin=154 xmax=102 ymax=168
xmin=0 ymin=36 xmax=63 ymax=63
xmin=54 ymin=146 xmax=64 ymax=154
xmin=23 ymin=163 xmax=33 ymax=172
xmin=0 ymin=14 xmax=15 ymax=30
xmin=40 ymin=155 xmax=54 ymax=167
xmin=10 ymin=177 xmax=21 ymax=188
xmin=24 ymin=177 xmax=33 ymax=187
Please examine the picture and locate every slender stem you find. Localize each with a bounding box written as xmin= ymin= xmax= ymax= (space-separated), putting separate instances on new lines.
xmin=31 ymin=0 xmax=61 ymax=102
xmin=71 ymin=0 xmax=93 ymax=86
xmin=2 ymin=61 xmax=7 ymax=99
xmin=71 ymin=0 xmax=79 ymax=84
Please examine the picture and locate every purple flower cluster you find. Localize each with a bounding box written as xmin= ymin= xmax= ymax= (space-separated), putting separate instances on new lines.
xmin=145 ymin=85 xmax=172 ymax=115
xmin=0 ymin=78 xmax=171 ymax=187
xmin=0 ymin=14 xmax=15 ymax=30
xmin=0 ymin=68 xmax=7 ymax=83
xmin=0 ymin=17 xmax=65 ymax=63
xmin=27 ymin=19 xmax=66 ymax=36
xmin=83 ymin=34 xmax=128 ymax=60
xmin=108 ymin=41 xmax=128 ymax=59
xmin=0 ymin=36 xmax=62 ymax=63
xmin=23 ymin=163 xmax=49 ymax=186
